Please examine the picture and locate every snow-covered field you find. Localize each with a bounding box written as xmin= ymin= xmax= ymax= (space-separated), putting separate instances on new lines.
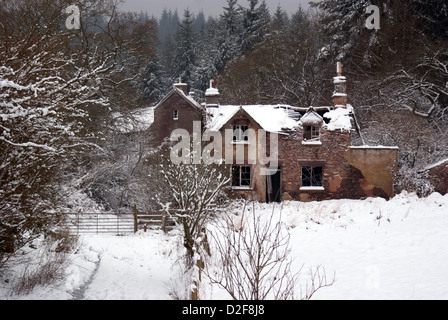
xmin=1 ymin=191 xmax=447 ymax=300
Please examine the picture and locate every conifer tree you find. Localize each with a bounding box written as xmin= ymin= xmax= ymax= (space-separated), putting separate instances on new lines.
xmin=174 ymin=9 xmax=197 ymax=87
xmin=241 ymin=0 xmax=271 ymax=51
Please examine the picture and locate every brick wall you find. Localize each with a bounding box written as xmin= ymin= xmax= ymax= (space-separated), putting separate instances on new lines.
xmin=151 ymin=91 xmax=202 ymax=146
xmin=279 ymin=126 xmax=391 ymax=202
xmin=426 ymin=161 xmax=448 ymax=195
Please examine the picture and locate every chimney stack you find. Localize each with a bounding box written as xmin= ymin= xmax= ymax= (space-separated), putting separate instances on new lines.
xmin=205 ymin=79 xmax=220 ymax=108
xmin=333 ymin=62 xmax=347 ymax=109
xmin=174 ymin=78 xmax=189 ymax=95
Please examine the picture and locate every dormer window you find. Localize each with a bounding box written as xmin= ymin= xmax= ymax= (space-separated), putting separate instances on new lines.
xmin=173 ymin=110 xmax=179 ymax=120
xmin=304 ymin=126 xmax=320 ymax=141
xmin=300 ymin=108 xmax=324 ymax=145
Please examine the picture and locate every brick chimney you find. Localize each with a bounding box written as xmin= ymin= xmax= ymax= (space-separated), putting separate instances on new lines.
xmin=174 ymin=78 xmax=188 ymax=95
xmin=333 ymin=62 xmax=347 ymax=109
xmin=205 ymin=79 xmax=220 ymax=108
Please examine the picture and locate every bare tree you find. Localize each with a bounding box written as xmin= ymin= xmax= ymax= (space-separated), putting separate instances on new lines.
xmin=204 ymin=203 xmax=335 ymax=300
xmin=155 ymin=144 xmax=230 ymax=263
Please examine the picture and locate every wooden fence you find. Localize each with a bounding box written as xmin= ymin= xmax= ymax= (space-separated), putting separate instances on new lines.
xmin=64 ymin=211 xmax=177 ymax=235
xmin=134 ymin=211 xmax=176 ymax=233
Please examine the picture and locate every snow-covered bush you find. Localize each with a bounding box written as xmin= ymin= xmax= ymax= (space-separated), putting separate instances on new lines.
xmin=394 ymin=165 xmax=435 ymax=198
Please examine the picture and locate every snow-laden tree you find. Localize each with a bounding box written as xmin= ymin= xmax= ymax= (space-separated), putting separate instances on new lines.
xmin=313 ymin=0 xmax=448 ymax=172
xmin=220 ymin=0 xmax=243 ymax=63
xmin=0 ymin=0 xmax=157 ymax=263
xmin=173 ymin=9 xmax=197 ymax=87
xmin=217 ymin=7 xmax=328 ymax=106
xmin=153 ymin=144 xmax=230 ymax=263
xmin=241 ymin=0 xmax=271 ymax=51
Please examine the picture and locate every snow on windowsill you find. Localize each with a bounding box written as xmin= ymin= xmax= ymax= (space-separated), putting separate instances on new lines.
xmin=300 ymin=186 xmax=325 ymax=191
xmin=232 ymin=141 xmax=250 ymax=145
xmin=232 ymin=186 xmax=253 ymax=191
xmin=349 ymin=145 xmax=399 ymax=150
xmin=302 ymin=140 xmax=322 ymax=146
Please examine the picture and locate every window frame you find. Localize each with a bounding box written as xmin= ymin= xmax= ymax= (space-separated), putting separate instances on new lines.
xmin=303 ymin=125 xmax=321 ymax=141
xmin=173 ymin=110 xmax=179 ymax=120
xmin=301 ymin=166 xmax=324 ymax=190
xmin=232 ymin=165 xmax=252 ymax=189
xmin=232 ymin=124 xmax=249 ymax=143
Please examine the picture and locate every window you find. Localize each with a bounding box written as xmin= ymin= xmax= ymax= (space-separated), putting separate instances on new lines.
xmin=233 ymin=125 xmax=249 ymax=143
xmin=173 ymin=110 xmax=179 ymax=120
xmin=304 ymin=126 xmax=320 ymax=141
xmin=301 ymin=166 xmax=323 ymax=188
xmin=232 ymin=166 xmax=251 ymax=188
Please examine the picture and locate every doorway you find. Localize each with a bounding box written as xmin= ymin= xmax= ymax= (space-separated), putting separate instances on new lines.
xmin=266 ymin=169 xmax=281 ymax=203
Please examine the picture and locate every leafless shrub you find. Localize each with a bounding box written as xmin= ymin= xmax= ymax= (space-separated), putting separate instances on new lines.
xmin=9 ymin=232 xmax=77 ymax=296
xmin=204 ymin=203 xmax=334 ymax=300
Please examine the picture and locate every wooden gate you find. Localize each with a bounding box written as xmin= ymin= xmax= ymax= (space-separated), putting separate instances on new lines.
xmin=66 ymin=213 xmax=135 ymax=235
xmin=134 ymin=211 xmax=176 ymax=233
xmin=64 ymin=211 xmax=177 ymax=235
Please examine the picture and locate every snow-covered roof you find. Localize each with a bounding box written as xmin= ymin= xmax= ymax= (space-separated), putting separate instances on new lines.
xmin=324 ymin=105 xmax=353 ymax=131
xmin=423 ymin=158 xmax=448 ymax=171
xmin=206 ymin=104 xmax=299 ymax=133
xmin=154 ymin=86 xmax=202 ymax=111
xmin=299 ymin=108 xmax=324 ymax=126
xmin=206 ymin=104 xmax=356 ymax=134
xmin=333 ymin=76 xmax=347 ymax=84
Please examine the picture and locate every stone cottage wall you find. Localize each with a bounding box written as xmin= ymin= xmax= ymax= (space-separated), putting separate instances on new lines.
xmin=151 ymin=92 xmax=202 ymax=146
xmin=279 ymin=127 xmax=394 ymax=202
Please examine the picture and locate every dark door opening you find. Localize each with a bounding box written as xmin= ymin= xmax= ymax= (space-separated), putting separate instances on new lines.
xmin=266 ymin=169 xmax=281 ymax=203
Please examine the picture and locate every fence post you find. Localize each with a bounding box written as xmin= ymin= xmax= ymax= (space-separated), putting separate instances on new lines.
xmin=162 ymin=211 xmax=167 ymax=234
xmin=133 ymin=205 xmax=138 ymax=233
xmin=77 ymin=212 xmax=80 ymax=236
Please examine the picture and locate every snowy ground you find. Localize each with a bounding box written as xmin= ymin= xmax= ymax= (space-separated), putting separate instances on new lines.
xmin=1 ymin=191 xmax=447 ymax=300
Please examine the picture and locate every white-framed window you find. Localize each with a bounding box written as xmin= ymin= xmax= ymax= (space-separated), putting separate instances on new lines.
xmin=232 ymin=165 xmax=252 ymax=188
xmin=233 ymin=125 xmax=249 ymax=143
xmin=173 ymin=110 xmax=179 ymax=120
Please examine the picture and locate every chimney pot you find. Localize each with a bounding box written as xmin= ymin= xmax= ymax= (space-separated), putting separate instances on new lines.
xmin=333 ymin=62 xmax=347 ymax=109
xmin=205 ymin=79 xmax=220 ymax=108
xmin=174 ymin=79 xmax=188 ymax=95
